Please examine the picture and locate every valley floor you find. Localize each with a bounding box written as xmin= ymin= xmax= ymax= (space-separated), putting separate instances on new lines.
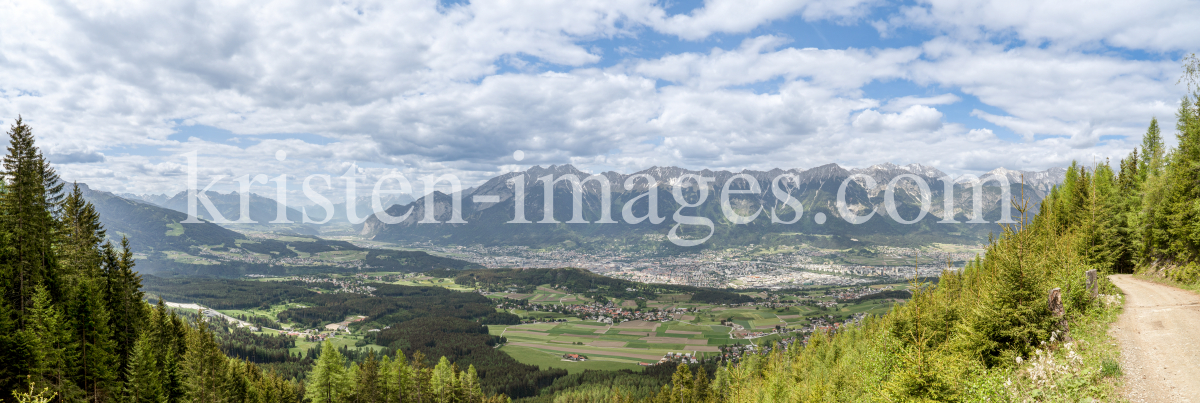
xmin=1110 ymin=275 xmax=1200 ymax=402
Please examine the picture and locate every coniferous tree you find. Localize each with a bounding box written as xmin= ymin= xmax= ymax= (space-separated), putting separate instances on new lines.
xmin=0 ymin=120 xmax=309 ymax=402
xmin=353 ymin=351 xmax=383 ymax=403
xmin=306 ymin=340 xmax=350 ymax=403
xmin=1139 ymin=117 xmax=1165 ymax=180
xmin=103 ymin=237 xmax=147 ymax=382
xmin=23 ymin=285 xmax=81 ymax=400
xmin=146 ymin=299 xmax=187 ymax=403
xmin=68 ymin=276 xmax=117 ymax=402
xmin=1164 ymin=94 xmax=1200 ymax=262
xmin=59 ymin=183 xmax=105 ymax=280
xmin=181 ymin=320 xmax=227 ymax=403
xmin=430 ymin=357 xmax=456 ymax=403
xmin=0 ymin=116 xmax=65 ymax=327
xmin=460 ymin=365 xmax=481 ymax=403
xmin=124 ymin=336 xmax=166 ymax=403
xmin=0 ymin=295 xmax=37 ymax=398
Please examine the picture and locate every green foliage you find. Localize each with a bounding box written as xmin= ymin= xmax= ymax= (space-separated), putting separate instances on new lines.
xmin=303 ymin=344 xmax=509 ymax=403
xmin=306 ymin=340 xmax=351 ymax=403
xmin=640 ymin=145 xmax=1143 ymax=401
xmin=0 ymin=121 xmax=306 ymax=402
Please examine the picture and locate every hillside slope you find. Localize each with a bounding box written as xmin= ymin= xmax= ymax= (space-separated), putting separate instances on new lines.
xmin=79 ymin=183 xmax=244 ymax=252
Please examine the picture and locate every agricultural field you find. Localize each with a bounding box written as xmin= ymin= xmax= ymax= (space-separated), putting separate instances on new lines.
xmin=230 ymin=270 xmax=910 ymax=368
xmin=490 ymin=320 xmax=737 ymax=373
xmin=216 ymin=301 xmax=312 ymax=329
xmin=387 ymin=275 xmax=476 ymax=291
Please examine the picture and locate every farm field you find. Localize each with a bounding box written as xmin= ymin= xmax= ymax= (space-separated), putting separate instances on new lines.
xmin=491 ymin=319 xmax=753 ymax=371
xmin=497 ymin=345 xmax=648 ymax=374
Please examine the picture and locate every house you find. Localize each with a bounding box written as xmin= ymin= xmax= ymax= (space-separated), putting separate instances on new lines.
xmin=562 ymin=354 xmax=588 ymax=361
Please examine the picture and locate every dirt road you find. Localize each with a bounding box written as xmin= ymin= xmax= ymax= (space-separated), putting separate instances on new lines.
xmin=1109 ymin=275 xmax=1200 ymax=402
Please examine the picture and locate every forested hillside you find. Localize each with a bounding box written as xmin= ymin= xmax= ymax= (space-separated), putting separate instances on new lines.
xmin=141 ymin=276 xmax=577 ymax=398
xmin=78 ymin=184 xmax=246 ymax=253
xmin=0 ymin=119 xmax=503 ymax=402
xmin=626 ymin=68 xmax=1200 ymax=402
xmin=442 ymin=267 xmax=754 ymax=304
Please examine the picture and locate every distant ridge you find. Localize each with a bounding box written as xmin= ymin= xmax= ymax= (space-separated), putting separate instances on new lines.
xmin=358 ymin=163 xmax=1066 ymax=249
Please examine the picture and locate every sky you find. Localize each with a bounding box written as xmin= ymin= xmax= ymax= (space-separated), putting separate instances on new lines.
xmin=0 ymin=0 xmax=1196 ymax=200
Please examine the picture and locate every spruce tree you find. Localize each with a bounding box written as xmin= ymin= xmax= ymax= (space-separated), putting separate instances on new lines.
xmin=68 ymin=276 xmax=117 ymax=402
xmin=0 ymin=116 xmax=65 ymax=324
xmin=59 ymin=183 xmax=105 ymax=280
xmin=1140 ymin=117 xmax=1165 ymax=179
xmin=0 ymin=295 xmax=37 ymax=399
xmin=103 ymin=237 xmax=146 ymax=381
xmin=23 ymin=285 xmax=81 ymax=400
xmin=182 ymin=320 xmax=228 ymax=403
xmin=124 ymin=336 xmax=165 ymax=403
xmin=1164 ymin=94 xmax=1200 ymax=261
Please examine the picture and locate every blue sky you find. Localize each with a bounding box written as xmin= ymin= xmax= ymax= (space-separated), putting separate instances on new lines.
xmin=0 ymin=0 xmax=1195 ymax=197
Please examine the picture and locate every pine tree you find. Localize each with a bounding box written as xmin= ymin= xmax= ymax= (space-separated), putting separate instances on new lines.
xmin=23 ymin=285 xmax=80 ymax=399
xmin=67 ymin=277 xmax=117 ymax=403
xmin=305 ymin=340 xmax=350 ymax=403
xmin=353 ymin=351 xmax=383 ymax=403
xmin=1140 ymin=117 xmax=1165 ymax=179
xmin=59 ymin=183 xmax=105 ymax=280
xmin=146 ymin=299 xmax=186 ymax=403
xmin=181 ymin=320 xmax=227 ymax=403
xmin=103 ymin=237 xmax=146 ymax=382
xmin=460 ymin=365 xmax=481 ymax=403
xmin=1164 ymin=94 xmax=1200 ymax=262
xmin=125 ymin=336 xmax=166 ymax=403
xmin=430 ymin=356 xmax=456 ymax=403
xmin=0 ymin=295 xmax=37 ymax=400
xmin=0 ymin=116 xmax=65 ymax=325
xmin=378 ymin=355 xmax=399 ymax=403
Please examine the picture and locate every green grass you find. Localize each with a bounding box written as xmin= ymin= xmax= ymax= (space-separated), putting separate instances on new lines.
xmin=497 ymin=345 xmax=647 ymax=374
xmin=289 ymin=335 xmax=378 ymax=358
xmin=165 ymin=222 xmax=184 ymax=236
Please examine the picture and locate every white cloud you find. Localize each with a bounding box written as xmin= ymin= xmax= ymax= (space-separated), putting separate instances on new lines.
xmin=630 ymin=35 xmax=921 ymax=90
xmin=853 ymin=105 xmax=944 ymax=133
xmin=889 ymin=0 xmax=1200 ymax=52
xmin=0 ymin=0 xmax=1189 ymax=197
xmin=910 ymin=40 xmax=1179 ymax=141
xmin=649 ymin=0 xmax=878 ymax=40
xmin=882 ymin=93 xmax=960 ymax=112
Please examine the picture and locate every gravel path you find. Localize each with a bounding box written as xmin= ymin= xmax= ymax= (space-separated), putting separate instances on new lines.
xmin=1109 ymin=275 xmax=1200 ymax=402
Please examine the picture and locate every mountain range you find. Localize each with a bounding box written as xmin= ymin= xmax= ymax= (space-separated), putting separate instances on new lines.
xmin=79 ymin=184 xmax=475 ymax=276
xmin=99 ymin=163 xmax=1065 ymax=252
xmin=358 ymin=163 xmax=1066 ymax=250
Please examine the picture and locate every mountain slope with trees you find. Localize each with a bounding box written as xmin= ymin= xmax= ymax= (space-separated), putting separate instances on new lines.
xmin=628 ymin=60 xmax=1200 ymax=402
xmin=0 ymin=119 xmax=503 ymax=402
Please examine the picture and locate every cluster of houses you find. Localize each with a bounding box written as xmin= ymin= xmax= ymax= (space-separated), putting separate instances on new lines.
xmin=561 ymin=354 xmax=588 ymax=362
xmin=658 ymin=352 xmax=700 ymax=365
xmin=798 ymin=313 xmax=868 ymax=336
xmin=285 ymin=276 xmax=378 ymax=295
xmin=715 ymin=343 xmax=757 ymax=363
xmin=496 ymin=299 xmax=686 ymax=323
xmin=826 ymin=285 xmax=894 ymax=301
